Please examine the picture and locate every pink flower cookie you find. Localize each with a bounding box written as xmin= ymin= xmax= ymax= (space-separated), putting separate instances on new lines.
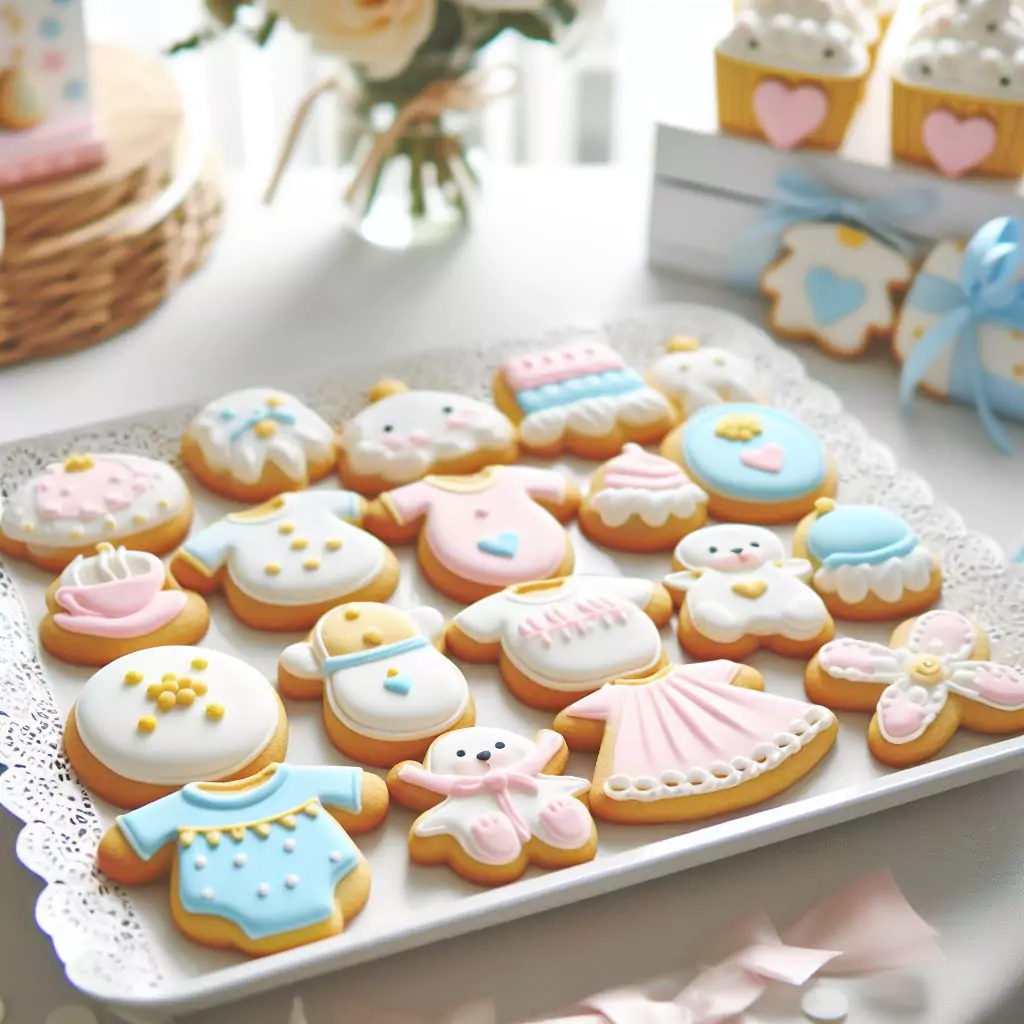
xmin=806 ymin=609 xmax=1024 ymax=767
xmin=387 ymin=727 xmax=596 ymax=886
xmin=0 ymin=453 xmax=193 ymax=572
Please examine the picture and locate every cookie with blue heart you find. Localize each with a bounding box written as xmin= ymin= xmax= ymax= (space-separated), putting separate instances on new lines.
xmin=761 ymin=223 xmax=913 ymax=359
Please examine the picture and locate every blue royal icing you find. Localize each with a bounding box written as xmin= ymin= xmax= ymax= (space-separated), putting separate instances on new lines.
xmin=804 ymin=268 xmax=867 ymax=326
xmin=682 ymin=404 xmax=827 ymax=502
xmin=322 ymin=635 xmax=430 ymax=674
xmin=515 ymin=368 xmax=646 ymax=415
xmin=807 ymin=505 xmax=918 ymax=568
xmin=383 ymin=673 xmax=413 ymax=696
xmin=477 ymin=531 xmax=519 ymax=558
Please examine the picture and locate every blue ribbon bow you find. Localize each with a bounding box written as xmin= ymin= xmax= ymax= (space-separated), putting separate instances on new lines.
xmin=899 ymin=217 xmax=1024 ymax=455
xmin=728 ymin=170 xmax=935 ymax=290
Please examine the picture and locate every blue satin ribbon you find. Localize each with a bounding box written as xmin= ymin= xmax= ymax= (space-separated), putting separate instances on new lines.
xmin=899 ymin=217 xmax=1024 ymax=456
xmin=727 ymin=170 xmax=935 ymax=290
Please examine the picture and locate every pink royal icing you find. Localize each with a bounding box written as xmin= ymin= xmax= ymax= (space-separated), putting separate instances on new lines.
xmin=602 ymin=443 xmax=688 ymax=491
xmin=739 ymin=441 xmax=785 ymax=474
xmin=921 ymin=110 xmax=997 ymax=179
xmin=878 ymin=692 xmax=929 ymax=739
xmin=35 ymin=456 xmax=151 ymax=520
xmin=753 ymin=80 xmax=829 ymax=151
xmin=501 ymin=343 xmax=626 ymax=392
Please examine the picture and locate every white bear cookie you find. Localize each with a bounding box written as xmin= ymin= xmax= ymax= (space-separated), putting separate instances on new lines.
xmin=665 ymin=523 xmax=834 ymax=660
xmin=338 ymin=379 xmax=518 ymax=495
xmin=387 ymin=727 xmax=597 ymax=886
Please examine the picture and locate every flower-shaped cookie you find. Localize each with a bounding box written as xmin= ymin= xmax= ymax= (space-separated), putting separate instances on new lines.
xmin=806 ymin=609 xmax=1024 ymax=766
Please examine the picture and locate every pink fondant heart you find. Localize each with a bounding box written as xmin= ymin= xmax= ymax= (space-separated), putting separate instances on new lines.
xmin=740 ymin=441 xmax=785 ymax=474
xmin=752 ymin=79 xmax=829 ymax=150
xmin=921 ymin=110 xmax=997 ymax=178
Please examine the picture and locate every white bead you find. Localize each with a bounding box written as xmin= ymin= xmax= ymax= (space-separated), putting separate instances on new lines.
xmin=284 ymin=838 xmax=296 ymax=852
xmin=234 ymin=854 xmax=247 ymax=868
xmin=201 ymin=888 xmax=215 ymax=901
xmin=194 ymin=856 xmax=207 ymax=870
xmin=285 ymin=874 xmax=300 ymax=889
xmin=329 ymin=850 xmax=342 ymax=863
xmin=257 ymin=883 xmax=270 ymax=897
xmin=802 ymin=987 xmax=849 ymax=1022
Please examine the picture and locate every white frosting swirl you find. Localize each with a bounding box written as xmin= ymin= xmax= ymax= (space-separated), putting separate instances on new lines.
xmin=813 ymin=545 xmax=937 ymax=604
xmin=590 ymin=483 xmax=708 ymax=528
xmin=896 ymin=37 xmax=1024 ymax=98
xmin=914 ymin=0 xmax=1024 ymax=48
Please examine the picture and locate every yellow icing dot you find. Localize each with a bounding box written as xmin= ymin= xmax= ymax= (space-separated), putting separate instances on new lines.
xmin=157 ymin=691 xmax=177 ymax=712
xmin=303 ymin=558 xmax=321 ymax=572
xmin=104 ymin=517 xmax=117 ymax=531
xmin=304 ymin=801 xmax=320 ymax=817
xmin=20 ymin=522 xmax=34 ymax=533
xmin=265 ymin=562 xmax=281 ymax=576
xmin=290 ymin=537 xmax=309 ymax=551
xmin=387 ymin=667 xmax=399 ymax=677
xmin=278 ymin=522 xmax=295 ymax=535
xmin=266 ymin=395 xmax=286 ymax=408
xmin=162 ymin=673 xmax=177 ymax=683
xmin=912 ymin=325 xmax=925 ymax=340
xmin=146 ymin=683 xmax=163 ymax=700
xmin=191 ymin=657 xmax=208 ymax=670
xmin=137 ymin=716 xmax=157 ymax=734
xmin=254 ymin=822 xmax=272 ymax=837
xmin=666 ymin=335 xmax=700 ymax=353
xmin=253 ymin=420 xmax=278 ymax=438
xmin=1012 ymin=330 xmax=1024 ymax=341
xmin=192 ymin=680 xmax=208 ymax=696
xmin=715 ymin=412 xmax=763 ymax=442
xmin=325 ymin=538 xmax=342 ymax=551
xmin=836 ymin=224 xmax=868 ymax=248
xmin=1014 ymin=364 xmax=1024 ymax=380
xmin=205 ymin=830 xmax=222 ymax=847
xmin=814 ymin=497 xmax=836 ymax=515
xmin=180 ymin=830 xmax=196 ymax=848
xmin=230 ymin=827 xmax=246 ymax=842
xmin=344 ymin=608 xmax=360 ymax=621
xmin=206 ymin=703 xmax=225 ymax=720
xmin=161 ymin=679 xmax=180 ymax=694
xmin=132 ymin=513 xmax=148 ymax=526
xmin=69 ymin=527 xmax=84 ymax=540
xmin=158 ymin=499 xmax=170 ymax=510
xmin=362 ymin=628 xmax=384 ymax=647
xmin=176 ymin=688 xmax=196 ymax=707
xmin=123 ymin=671 xmax=143 ymax=685
xmin=280 ymin=814 xmax=298 ymax=830
xmin=63 ymin=454 xmax=94 ymax=473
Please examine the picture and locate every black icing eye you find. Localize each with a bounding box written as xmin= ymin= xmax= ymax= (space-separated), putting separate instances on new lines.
xmin=442 ymin=405 xmax=454 ymax=414
xmin=987 ymin=21 xmax=999 ymax=31
xmin=1000 ymin=75 xmax=1012 ymax=87
xmin=751 ymin=541 xmax=760 ymax=548
xmin=495 ymin=741 xmax=505 ymax=749
xmin=920 ymin=63 xmax=932 ymax=76
xmin=382 ymin=424 xmax=394 ymax=433
xmin=748 ymin=38 xmax=759 ymax=50
xmin=456 ymin=749 xmax=466 ymax=757
xmin=709 ymin=546 xmax=718 ymax=554
xmin=823 ymin=47 xmax=835 ymax=59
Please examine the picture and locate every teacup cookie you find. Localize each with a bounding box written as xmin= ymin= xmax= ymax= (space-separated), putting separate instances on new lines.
xmin=65 ymin=646 xmax=288 ymax=809
xmin=171 ymin=490 xmax=399 ymax=631
xmin=387 ymin=727 xmax=596 ymax=886
xmin=39 ymin=542 xmax=210 ymax=666
xmin=182 ymin=388 xmax=337 ymax=502
xmin=493 ymin=341 xmax=677 ymax=458
xmin=279 ymin=603 xmax=474 ymax=767
xmin=447 ymin=575 xmax=673 ymax=711
xmin=793 ymin=499 xmax=942 ymax=620
xmin=645 ymin=335 xmax=768 ymax=416
xmin=338 ymin=379 xmax=518 ymax=496
xmin=807 ymin=610 xmax=1024 ymax=767
xmin=664 ymin=523 xmax=834 ymax=660
xmin=97 ymin=762 xmax=388 ymax=956
xmin=662 ymin=403 xmax=837 ymax=523
xmin=553 ymin=661 xmax=837 ymax=824
xmin=0 ymin=453 xmax=193 ymax=573
xmin=579 ymin=443 xmax=708 ymax=552
xmin=365 ymin=465 xmax=578 ymax=603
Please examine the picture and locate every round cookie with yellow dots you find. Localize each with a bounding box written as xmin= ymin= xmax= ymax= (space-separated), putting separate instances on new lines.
xmin=182 ymin=388 xmax=339 ymax=502
xmin=65 ymin=646 xmax=288 ymax=810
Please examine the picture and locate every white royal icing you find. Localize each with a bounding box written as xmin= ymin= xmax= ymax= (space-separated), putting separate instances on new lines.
xmin=59 ymin=543 xmax=159 ymax=587
xmin=814 ymin=545 xmax=936 ymax=603
xmin=518 ymin=389 xmax=672 ymax=449
xmin=647 ymin=346 xmax=764 ymax=412
xmin=74 ymin=646 xmax=280 ymax=786
xmin=185 ymin=388 xmax=336 ymax=486
xmin=453 ymin=576 xmax=663 ymax=692
xmin=898 ymin=33 xmax=1024 ymax=99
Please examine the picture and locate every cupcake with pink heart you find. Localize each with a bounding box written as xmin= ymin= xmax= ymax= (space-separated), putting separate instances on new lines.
xmin=716 ymin=0 xmax=871 ymax=152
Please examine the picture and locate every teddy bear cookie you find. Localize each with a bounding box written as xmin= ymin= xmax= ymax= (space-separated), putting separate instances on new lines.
xmin=387 ymin=727 xmax=596 ymax=886
xmin=645 ymin=335 xmax=768 ymax=417
xmin=338 ymin=379 xmax=518 ymax=496
xmin=662 ymin=403 xmax=837 ymax=523
xmin=447 ymin=576 xmax=673 ymax=711
xmin=182 ymin=388 xmax=338 ymax=502
xmin=579 ymin=443 xmax=708 ymax=552
xmin=278 ymin=603 xmax=474 ymax=767
xmin=171 ymin=490 xmax=399 ymax=631
xmin=762 ymin=224 xmax=914 ymax=358
xmin=39 ymin=542 xmax=210 ymax=666
xmin=365 ymin=465 xmax=578 ymax=603
xmin=553 ymin=660 xmax=837 ymax=824
xmin=806 ymin=610 xmax=1024 ymax=767
xmin=97 ymin=762 xmax=389 ymax=956
xmin=492 ymin=341 xmax=676 ymax=458
xmin=0 ymin=453 xmax=192 ymax=573
xmin=65 ymin=646 xmax=288 ymax=809
xmin=664 ymin=523 xmax=834 ymax=660
xmin=793 ymin=499 xmax=942 ymax=620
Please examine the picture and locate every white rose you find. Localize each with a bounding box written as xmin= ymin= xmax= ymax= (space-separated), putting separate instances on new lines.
xmin=268 ymin=0 xmax=438 ymax=80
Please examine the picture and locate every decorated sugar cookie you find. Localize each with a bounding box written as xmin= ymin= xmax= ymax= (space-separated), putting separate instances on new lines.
xmin=0 ymin=453 xmax=193 ymax=572
xmin=278 ymin=603 xmax=474 ymax=767
xmin=387 ymin=728 xmax=596 ymax=886
xmin=807 ymin=610 xmax=1024 ymax=767
xmin=492 ymin=341 xmax=676 ymax=458
xmin=645 ymin=335 xmax=767 ymax=417
xmin=365 ymin=465 xmax=578 ymax=603
xmin=97 ymin=763 xmax=389 ymax=956
xmin=553 ymin=661 xmax=837 ymax=824
xmin=447 ymin=576 xmax=673 ymax=711
xmin=39 ymin=543 xmax=210 ymax=666
xmin=761 ymin=224 xmax=914 ymax=358
xmin=182 ymin=388 xmax=338 ymax=501
xmin=665 ymin=523 xmax=834 ymax=660
xmin=662 ymin=403 xmax=836 ymax=523
xmin=793 ymin=499 xmax=942 ymax=620
xmin=65 ymin=646 xmax=288 ymax=809
xmin=170 ymin=490 xmax=399 ymax=631
xmin=338 ymin=379 xmax=518 ymax=496
xmin=579 ymin=443 xmax=708 ymax=552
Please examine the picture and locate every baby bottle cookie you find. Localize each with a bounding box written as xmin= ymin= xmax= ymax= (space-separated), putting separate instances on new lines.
xmin=447 ymin=575 xmax=672 ymax=711
xmin=338 ymin=379 xmax=518 ymax=496
xmin=65 ymin=646 xmax=288 ymax=809
xmin=182 ymin=388 xmax=338 ymax=502
xmin=387 ymin=727 xmax=596 ymax=886
xmin=278 ymin=603 xmax=474 ymax=767
xmin=665 ymin=523 xmax=834 ymax=660
xmin=98 ymin=763 xmax=388 ymax=956
xmin=39 ymin=542 xmax=210 ymax=667
xmin=171 ymin=490 xmax=399 ymax=631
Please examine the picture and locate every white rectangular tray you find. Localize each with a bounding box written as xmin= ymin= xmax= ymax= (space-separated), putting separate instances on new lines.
xmin=2 ymin=305 xmax=1023 ymax=1023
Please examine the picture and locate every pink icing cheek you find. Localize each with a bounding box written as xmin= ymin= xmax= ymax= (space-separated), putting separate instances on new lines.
xmin=710 ymin=552 xmax=745 ymax=571
xmin=381 ymin=434 xmax=409 ymax=451
xmin=408 ymin=431 xmax=433 ymax=446
xmin=445 ymin=411 xmax=473 ymax=429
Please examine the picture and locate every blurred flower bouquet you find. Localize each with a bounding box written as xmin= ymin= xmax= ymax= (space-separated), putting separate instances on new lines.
xmin=175 ymin=0 xmax=600 ymax=247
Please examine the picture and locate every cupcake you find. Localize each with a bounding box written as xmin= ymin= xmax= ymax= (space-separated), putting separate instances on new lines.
xmin=717 ymin=0 xmax=872 ymax=152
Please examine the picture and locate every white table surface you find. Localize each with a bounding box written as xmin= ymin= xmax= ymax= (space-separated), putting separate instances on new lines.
xmin=2 ymin=166 xmax=1024 ymax=1024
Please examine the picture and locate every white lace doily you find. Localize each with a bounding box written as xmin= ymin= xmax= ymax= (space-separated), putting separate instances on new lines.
xmin=1 ymin=304 xmax=1021 ymax=1008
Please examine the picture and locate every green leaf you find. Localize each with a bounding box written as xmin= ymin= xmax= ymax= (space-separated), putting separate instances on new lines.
xmin=501 ymin=12 xmax=555 ymax=43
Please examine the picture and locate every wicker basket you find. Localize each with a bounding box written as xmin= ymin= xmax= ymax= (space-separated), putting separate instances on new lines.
xmin=0 ymin=46 xmax=223 ymax=366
